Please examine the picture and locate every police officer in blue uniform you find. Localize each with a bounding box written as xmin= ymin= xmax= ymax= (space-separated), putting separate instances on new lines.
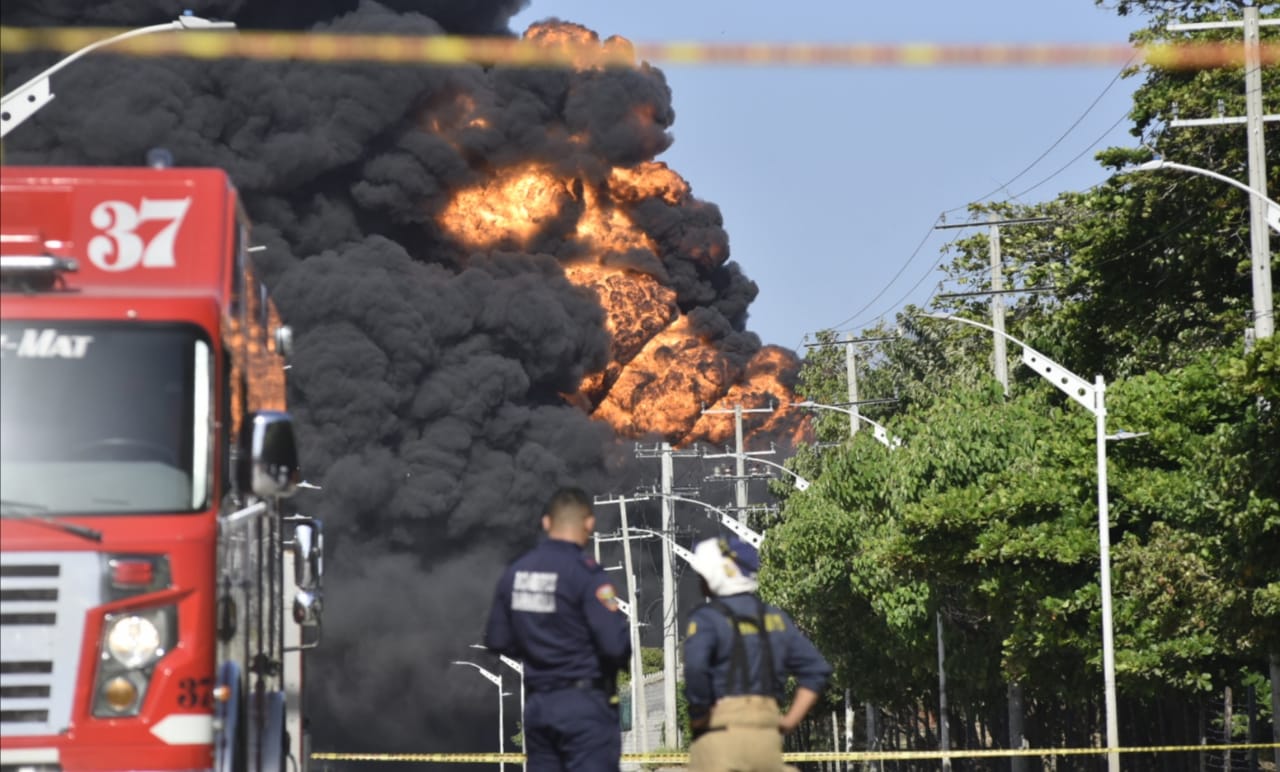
xmin=683 ymin=535 xmax=832 ymax=772
xmin=484 ymin=487 xmax=631 ymax=771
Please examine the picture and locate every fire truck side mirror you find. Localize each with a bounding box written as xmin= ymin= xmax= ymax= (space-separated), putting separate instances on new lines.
xmin=237 ymin=411 xmax=301 ymax=499
xmin=291 ymin=520 xmax=323 ymax=592
xmin=293 ymin=589 xmax=322 ymax=628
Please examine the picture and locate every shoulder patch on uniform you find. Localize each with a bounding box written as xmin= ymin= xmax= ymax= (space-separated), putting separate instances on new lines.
xmin=686 ymin=620 xmax=697 ymax=636
xmin=595 ymin=583 xmax=620 ymax=612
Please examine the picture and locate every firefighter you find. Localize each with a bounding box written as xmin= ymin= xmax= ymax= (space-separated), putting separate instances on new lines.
xmin=484 ymin=487 xmax=631 ymax=771
xmin=683 ymin=535 xmax=832 ymax=772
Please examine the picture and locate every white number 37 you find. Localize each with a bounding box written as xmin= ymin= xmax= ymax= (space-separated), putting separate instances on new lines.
xmin=87 ymin=198 xmax=192 ymax=272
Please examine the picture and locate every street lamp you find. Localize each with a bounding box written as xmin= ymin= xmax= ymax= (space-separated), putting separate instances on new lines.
xmin=637 ymin=490 xmax=764 ymax=548
xmin=1128 ymin=159 xmax=1280 ymax=233
xmin=1 ymin=13 xmax=237 ymax=139
xmin=470 ymin=645 xmax=525 ymax=771
xmin=790 ymin=400 xmax=903 ymax=449
xmin=921 ymin=312 xmax=1123 ymax=772
xmin=702 ymin=446 xmax=811 ymax=491
xmin=452 ymin=660 xmax=512 ymax=771
xmin=1123 ymin=158 xmax=1277 ymax=341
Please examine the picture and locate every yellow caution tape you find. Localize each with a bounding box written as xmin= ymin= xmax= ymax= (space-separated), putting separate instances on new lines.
xmin=311 ymin=743 xmax=1280 ymax=763
xmin=1 ymin=27 xmax=1277 ymax=70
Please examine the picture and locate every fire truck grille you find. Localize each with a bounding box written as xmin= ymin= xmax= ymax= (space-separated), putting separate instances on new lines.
xmin=0 ymin=553 xmax=100 ymax=738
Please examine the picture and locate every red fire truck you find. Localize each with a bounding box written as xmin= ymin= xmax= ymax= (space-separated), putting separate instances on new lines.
xmin=0 ymin=166 xmax=322 ymax=772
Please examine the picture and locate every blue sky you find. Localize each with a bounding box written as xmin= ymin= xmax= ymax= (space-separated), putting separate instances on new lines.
xmin=510 ymin=0 xmax=1149 ymax=352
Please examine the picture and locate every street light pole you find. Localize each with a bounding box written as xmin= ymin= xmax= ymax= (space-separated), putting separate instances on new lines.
xmin=0 ymin=13 xmax=237 ymax=139
xmin=790 ymin=401 xmax=903 ymax=449
xmin=1129 ymin=159 xmax=1280 ymax=233
xmin=452 ymin=660 xmax=509 ymax=771
xmin=1092 ymin=374 xmax=1120 ymax=772
xmin=470 ymin=646 xmax=525 ymax=771
xmin=593 ymin=495 xmax=650 ymax=753
xmin=638 ymin=489 xmax=765 ymax=549
xmin=921 ymin=313 xmax=1121 ymax=772
xmin=1126 ymin=158 xmax=1279 ymax=341
xmin=701 ymin=447 xmax=811 ymax=491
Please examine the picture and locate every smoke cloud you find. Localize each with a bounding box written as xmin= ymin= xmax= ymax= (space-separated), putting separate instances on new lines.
xmin=3 ymin=0 xmax=802 ymax=753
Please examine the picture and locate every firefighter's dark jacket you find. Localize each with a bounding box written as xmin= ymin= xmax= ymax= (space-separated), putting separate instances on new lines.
xmin=683 ymin=592 xmax=832 ymax=722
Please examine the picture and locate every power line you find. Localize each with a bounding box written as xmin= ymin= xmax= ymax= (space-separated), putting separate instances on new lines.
xmin=837 ymin=229 xmax=968 ymax=333
xmin=943 ymin=56 xmax=1137 ymax=214
xmin=1010 ymin=111 xmax=1131 ymax=199
xmin=819 ymin=215 xmax=942 ymax=332
xmin=823 ymin=59 xmax=1136 ymax=338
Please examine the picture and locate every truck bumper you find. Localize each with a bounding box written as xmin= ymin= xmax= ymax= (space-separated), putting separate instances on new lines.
xmin=0 ymin=740 xmax=213 ymax=771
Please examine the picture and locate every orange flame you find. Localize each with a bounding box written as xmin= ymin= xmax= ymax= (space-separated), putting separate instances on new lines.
xmin=609 ymin=162 xmax=690 ymax=206
xmin=691 ymin=346 xmax=811 ymax=447
xmin=434 ymin=20 xmax=803 ymax=448
xmin=591 ymin=318 xmax=734 ymax=439
xmin=563 ymin=264 xmax=677 ymax=370
xmin=523 ymin=21 xmax=636 ymax=69
xmin=440 ymin=164 xmax=574 ymax=249
xmin=575 ymin=185 xmax=655 ymax=257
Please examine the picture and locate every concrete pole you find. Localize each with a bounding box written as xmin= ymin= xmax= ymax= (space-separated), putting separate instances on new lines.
xmin=845 ymin=334 xmax=860 ymax=436
xmin=865 ymin=702 xmax=879 ymax=772
xmin=660 ymin=443 xmax=678 ymax=748
xmin=937 ymin=612 xmax=951 ymax=772
xmin=1225 ymin=686 xmax=1234 ymax=743
xmin=1095 ymin=376 xmax=1120 ymax=772
xmin=832 ymin=711 xmax=840 ymax=767
xmin=618 ymin=498 xmax=648 ymax=751
xmin=1008 ymin=683 xmax=1025 ymax=772
xmin=1269 ymin=652 xmax=1280 ymax=771
xmin=734 ymin=403 xmax=748 ymax=521
xmin=510 ymin=660 xmax=525 ymax=772
xmin=845 ymin=689 xmax=855 ymax=772
xmin=989 ymin=218 xmax=1009 ymax=394
xmin=498 ymin=676 xmax=505 ymax=772
xmin=1243 ymin=5 xmax=1273 ymax=340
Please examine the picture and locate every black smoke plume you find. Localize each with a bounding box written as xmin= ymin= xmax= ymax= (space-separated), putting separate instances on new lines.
xmin=3 ymin=0 xmax=796 ymax=753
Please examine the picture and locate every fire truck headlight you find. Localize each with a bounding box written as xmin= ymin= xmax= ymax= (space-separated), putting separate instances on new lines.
xmin=106 ymin=613 xmax=163 ymax=668
xmin=93 ymin=606 xmax=176 ymax=718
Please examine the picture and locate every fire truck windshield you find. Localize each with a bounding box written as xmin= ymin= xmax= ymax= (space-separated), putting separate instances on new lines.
xmin=0 ymin=322 xmax=212 ymax=515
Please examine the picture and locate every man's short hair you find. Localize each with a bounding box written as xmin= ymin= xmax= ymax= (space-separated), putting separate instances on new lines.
xmin=545 ymin=486 xmax=593 ymax=525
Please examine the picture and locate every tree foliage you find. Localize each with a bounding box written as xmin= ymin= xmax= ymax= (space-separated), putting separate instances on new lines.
xmin=763 ymin=0 xmax=1279 ymax=749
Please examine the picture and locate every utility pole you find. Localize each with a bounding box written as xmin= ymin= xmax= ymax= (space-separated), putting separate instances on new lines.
xmin=699 ymin=404 xmax=775 ymax=522
xmin=937 ymin=611 xmax=951 ymax=772
xmin=844 ymin=689 xmax=854 ymax=772
xmin=1243 ymin=6 xmax=1273 ymax=339
xmin=803 ymin=335 xmax=897 ymax=437
xmin=634 ymin=442 xmax=698 ymax=748
xmin=989 ymin=217 xmax=1008 ymax=394
xmin=866 ymin=702 xmax=879 ymax=772
xmin=1167 ymin=10 xmax=1279 ymax=751
xmin=846 ymin=334 xmax=860 ymax=434
xmin=1270 ymin=651 xmax=1280 ymax=772
xmin=594 ymin=494 xmax=651 ymax=753
xmin=935 ymin=216 xmax=1052 ymax=395
xmin=702 ymin=446 xmax=778 ymax=528
xmin=1167 ymin=10 xmax=1278 ymax=341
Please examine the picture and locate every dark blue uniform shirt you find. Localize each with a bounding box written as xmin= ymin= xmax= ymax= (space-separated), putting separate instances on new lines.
xmin=485 ymin=538 xmax=631 ymax=691
xmin=683 ymin=593 xmax=832 ymax=721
